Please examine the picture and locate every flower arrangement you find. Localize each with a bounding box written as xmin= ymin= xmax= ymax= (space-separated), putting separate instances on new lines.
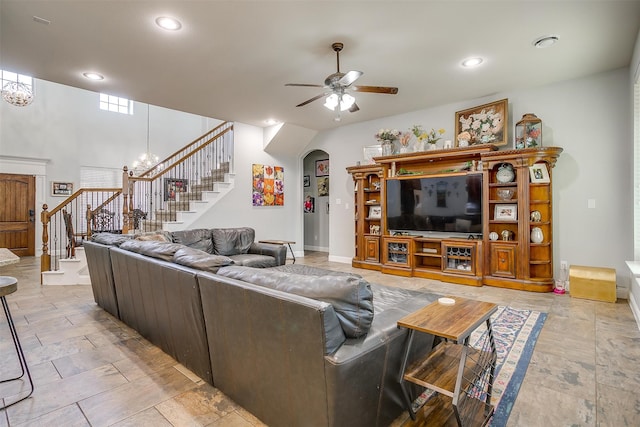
xmin=375 ymin=128 xmax=400 ymax=142
xmin=411 ymin=125 xmax=445 ymax=144
xmin=399 ymin=132 xmax=411 ymax=147
xmin=525 ymin=125 xmax=541 ymax=147
xmin=458 ymin=107 xmax=504 ymax=144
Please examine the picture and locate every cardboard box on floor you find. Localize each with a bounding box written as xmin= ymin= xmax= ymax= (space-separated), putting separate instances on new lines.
xmin=569 ymin=265 xmax=617 ymax=303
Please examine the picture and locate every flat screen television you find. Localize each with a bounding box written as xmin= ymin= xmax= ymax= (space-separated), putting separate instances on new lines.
xmin=386 ymin=174 xmax=483 ymax=237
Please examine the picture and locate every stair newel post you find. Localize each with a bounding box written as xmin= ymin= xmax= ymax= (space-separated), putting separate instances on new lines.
xmin=128 ymin=171 xmax=135 ymax=232
xmin=122 ymin=166 xmax=130 ymax=235
xmin=41 ymin=203 xmax=50 ymax=280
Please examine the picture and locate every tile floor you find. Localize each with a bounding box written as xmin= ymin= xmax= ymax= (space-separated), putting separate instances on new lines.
xmin=0 ymin=253 xmax=639 ymax=426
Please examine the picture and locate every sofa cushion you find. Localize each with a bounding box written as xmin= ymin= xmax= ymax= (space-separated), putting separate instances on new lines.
xmin=217 ymin=266 xmax=374 ymax=338
xmin=211 ymin=227 xmax=254 ymax=256
xmin=229 ymin=254 xmax=277 ymax=268
xmin=90 ymin=232 xmax=134 ymax=247
xmin=173 ymin=247 xmax=235 ymax=272
xmin=171 ymin=228 xmax=214 ymax=253
xmin=119 ymin=240 xmax=186 ymax=262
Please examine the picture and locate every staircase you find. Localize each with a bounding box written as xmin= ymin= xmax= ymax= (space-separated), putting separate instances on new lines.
xmin=141 ymin=162 xmax=235 ymax=232
xmin=41 ymin=247 xmax=91 ymax=285
xmin=41 ymin=122 xmax=235 ymax=285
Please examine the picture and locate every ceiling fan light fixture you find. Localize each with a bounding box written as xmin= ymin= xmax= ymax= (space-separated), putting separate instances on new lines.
xmin=324 ymin=93 xmax=355 ymax=111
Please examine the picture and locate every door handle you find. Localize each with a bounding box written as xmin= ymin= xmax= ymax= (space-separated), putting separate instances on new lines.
xmin=29 ymin=209 xmax=35 ymax=216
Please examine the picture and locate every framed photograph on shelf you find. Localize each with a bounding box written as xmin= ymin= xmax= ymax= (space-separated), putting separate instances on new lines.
xmin=303 ymin=175 xmax=310 ymax=187
xmin=363 ymin=145 xmax=382 ymax=165
xmin=455 ymin=98 xmax=508 ymax=146
xmin=494 ymin=204 xmax=517 ymax=221
xmin=315 ymin=159 xmax=329 ymax=177
xmin=368 ymin=206 xmax=382 ymax=219
xmin=529 ymin=164 xmax=550 ymax=183
xmin=51 ymin=181 xmax=73 ymax=197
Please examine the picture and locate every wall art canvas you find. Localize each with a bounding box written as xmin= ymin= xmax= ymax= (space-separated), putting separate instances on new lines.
xmin=455 ymin=98 xmax=508 ymax=146
xmin=304 ymin=195 xmax=315 ymax=213
xmin=164 ymin=178 xmax=188 ymax=201
xmin=51 ymin=181 xmax=73 ymax=197
xmin=317 ymin=176 xmax=329 ymax=196
xmin=315 ymin=159 xmax=329 ymax=177
xmin=252 ymin=164 xmax=284 ymax=206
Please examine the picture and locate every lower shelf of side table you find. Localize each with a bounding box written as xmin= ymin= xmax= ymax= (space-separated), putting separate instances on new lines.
xmin=404 ymin=341 xmax=496 ymax=426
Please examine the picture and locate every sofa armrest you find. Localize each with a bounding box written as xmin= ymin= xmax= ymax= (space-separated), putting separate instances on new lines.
xmin=248 ymin=242 xmax=287 ymax=266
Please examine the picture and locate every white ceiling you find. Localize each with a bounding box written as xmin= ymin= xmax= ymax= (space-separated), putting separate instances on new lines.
xmin=2 ymin=1 xmax=640 ymax=131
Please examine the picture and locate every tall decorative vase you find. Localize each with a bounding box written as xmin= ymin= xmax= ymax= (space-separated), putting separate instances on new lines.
xmin=414 ymin=140 xmax=425 ymax=152
xmin=381 ymin=140 xmax=394 ymax=156
xmin=428 ymin=143 xmax=438 ymax=151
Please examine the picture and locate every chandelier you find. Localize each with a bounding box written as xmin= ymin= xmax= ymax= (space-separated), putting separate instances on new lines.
xmin=132 ymin=105 xmax=162 ymax=175
xmin=1 ymin=81 xmax=34 ymax=107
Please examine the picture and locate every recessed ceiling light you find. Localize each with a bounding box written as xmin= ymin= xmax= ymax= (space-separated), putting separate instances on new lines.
xmin=533 ymin=35 xmax=559 ymax=48
xmin=155 ymin=16 xmax=182 ymax=31
xmin=461 ymin=57 xmax=484 ymax=68
xmin=83 ymin=72 xmax=104 ymax=81
xmin=264 ymin=119 xmax=280 ymax=126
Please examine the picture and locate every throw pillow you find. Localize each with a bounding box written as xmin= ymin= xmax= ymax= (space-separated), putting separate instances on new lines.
xmin=135 ymin=231 xmax=172 ymax=242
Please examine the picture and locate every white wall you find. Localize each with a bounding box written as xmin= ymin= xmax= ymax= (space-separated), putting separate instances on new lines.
xmin=305 ymin=67 xmax=633 ymax=283
xmin=629 ymin=29 xmax=640 ymax=324
xmin=188 ymin=123 xmax=302 ymax=255
xmin=0 ymin=78 xmax=221 ymax=210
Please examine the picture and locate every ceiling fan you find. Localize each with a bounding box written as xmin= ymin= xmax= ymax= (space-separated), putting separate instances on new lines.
xmin=285 ymin=42 xmax=398 ymax=120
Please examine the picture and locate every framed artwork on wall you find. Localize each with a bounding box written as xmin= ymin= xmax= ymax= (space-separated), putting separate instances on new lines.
xmin=317 ymin=177 xmax=329 ymax=196
xmin=315 ymin=159 xmax=329 ymax=177
xmin=252 ymin=164 xmax=284 ymax=206
xmin=455 ymin=98 xmax=508 ymax=146
xmin=51 ymin=181 xmax=73 ymax=197
xmin=164 ymin=178 xmax=188 ymax=201
xmin=303 ymin=175 xmax=310 ymax=187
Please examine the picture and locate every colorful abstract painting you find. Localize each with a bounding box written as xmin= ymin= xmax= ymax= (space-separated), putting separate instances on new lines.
xmin=252 ymin=164 xmax=284 ymax=206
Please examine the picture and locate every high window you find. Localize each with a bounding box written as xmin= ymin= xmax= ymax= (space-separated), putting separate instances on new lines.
xmin=1 ymin=70 xmax=33 ymax=90
xmin=99 ymin=93 xmax=134 ymax=115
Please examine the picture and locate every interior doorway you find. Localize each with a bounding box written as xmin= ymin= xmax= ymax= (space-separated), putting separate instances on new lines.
xmin=0 ymin=173 xmax=36 ymax=256
xmin=303 ymin=150 xmax=330 ymax=252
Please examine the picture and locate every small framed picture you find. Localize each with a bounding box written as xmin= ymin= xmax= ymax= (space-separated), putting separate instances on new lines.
xmin=529 ymin=164 xmax=550 ymax=183
xmin=51 ymin=181 xmax=73 ymax=197
xmin=303 ymin=175 xmax=310 ymax=187
xmin=494 ymin=204 xmax=517 ymax=221
xmin=315 ymin=159 xmax=329 ymax=177
xmin=368 ymin=206 xmax=382 ymax=219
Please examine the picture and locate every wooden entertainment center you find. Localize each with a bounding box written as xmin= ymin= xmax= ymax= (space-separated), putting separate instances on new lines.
xmin=347 ymin=145 xmax=562 ymax=292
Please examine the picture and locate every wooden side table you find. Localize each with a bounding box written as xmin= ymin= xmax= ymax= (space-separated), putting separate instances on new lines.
xmin=258 ymin=240 xmax=296 ymax=263
xmin=397 ymin=296 xmax=497 ymax=426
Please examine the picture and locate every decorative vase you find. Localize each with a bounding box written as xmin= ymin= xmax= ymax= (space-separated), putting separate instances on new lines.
xmin=414 ymin=140 xmax=425 ymax=152
xmin=530 ymin=227 xmax=544 ymax=243
xmin=458 ymin=139 xmax=469 ymax=147
xmin=428 ymin=143 xmax=438 ymax=151
xmin=381 ymin=140 xmax=394 ymax=156
xmin=399 ymin=146 xmax=410 ymax=154
xmin=496 ymin=163 xmax=515 ymax=183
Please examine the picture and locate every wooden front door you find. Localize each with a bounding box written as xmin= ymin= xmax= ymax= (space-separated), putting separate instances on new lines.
xmin=0 ymin=173 xmax=36 ymax=256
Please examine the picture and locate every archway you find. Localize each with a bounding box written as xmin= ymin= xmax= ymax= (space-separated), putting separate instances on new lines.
xmin=302 ymin=149 xmax=330 ymax=253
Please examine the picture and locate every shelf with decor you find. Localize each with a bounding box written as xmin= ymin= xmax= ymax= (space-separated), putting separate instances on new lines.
xmin=482 ymin=147 xmax=562 ymax=291
xmin=347 ymin=164 xmax=384 ymax=270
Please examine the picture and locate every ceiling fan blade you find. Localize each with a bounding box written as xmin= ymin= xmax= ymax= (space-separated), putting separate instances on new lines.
xmin=338 ymin=70 xmax=363 ymax=87
xmin=349 ymin=102 xmax=360 ymax=113
xmin=285 ymin=83 xmax=324 ymax=88
xmin=295 ymin=93 xmax=327 ymax=107
xmin=352 ymin=85 xmax=399 ymax=94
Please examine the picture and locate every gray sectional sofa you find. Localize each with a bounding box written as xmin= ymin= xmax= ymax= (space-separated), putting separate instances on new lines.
xmin=84 ymin=228 xmax=439 ymax=427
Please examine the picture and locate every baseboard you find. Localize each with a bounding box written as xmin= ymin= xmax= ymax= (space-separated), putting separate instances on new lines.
xmin=328 ymin=254 xmax=352 ymax=264
xmin=304 ymin=245 xmax=328 ymax=252
xmin=629 ymin=297 xmax=640 ymax=331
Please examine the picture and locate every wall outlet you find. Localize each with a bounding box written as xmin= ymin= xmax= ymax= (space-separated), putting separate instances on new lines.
xmin=560 ymin=260 xmax=568 ymax=269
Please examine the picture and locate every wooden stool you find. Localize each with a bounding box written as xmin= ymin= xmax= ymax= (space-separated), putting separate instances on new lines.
xmin=0 ymin=276 xmax=34 ymax=409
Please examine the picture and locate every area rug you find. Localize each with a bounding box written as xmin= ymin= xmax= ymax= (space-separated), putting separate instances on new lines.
xmin=416 ymin=305 xmax=546 ymax=426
